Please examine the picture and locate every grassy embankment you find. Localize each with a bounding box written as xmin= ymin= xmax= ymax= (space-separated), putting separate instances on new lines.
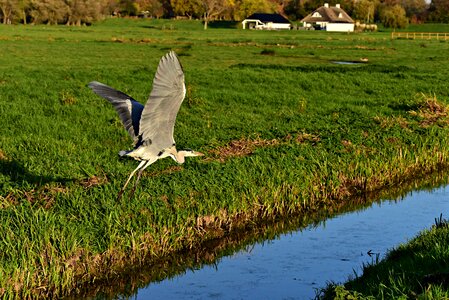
xmin=1 ymin=19 xmax=449 ymax=297
xmin=319 ymin=215 xmax=449 ymax=299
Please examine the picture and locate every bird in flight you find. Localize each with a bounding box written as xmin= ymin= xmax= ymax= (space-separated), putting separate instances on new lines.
xmin=88 ymin=51 xmax=203 ymax=200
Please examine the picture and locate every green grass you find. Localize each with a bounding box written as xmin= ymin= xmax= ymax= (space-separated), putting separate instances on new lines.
xmin=319 ymin=218 xmax=449 ymax=299
xmin=398 ymin=23 xmax=449 ymax=32
xmin=1 ymin=19 xmax=449 ymax=297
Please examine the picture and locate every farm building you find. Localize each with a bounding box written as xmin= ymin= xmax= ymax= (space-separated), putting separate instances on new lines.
xmin=301 ymin=3 xmax=354 ymax=32
xmin=242 ymin=13 xmax=291 ymax=30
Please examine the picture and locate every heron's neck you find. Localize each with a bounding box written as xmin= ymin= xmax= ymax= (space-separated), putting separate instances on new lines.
xmin=168 ymin=147 xmax=185 ymax=164
xmin=174 ymin=151 xmax=185 ymax=163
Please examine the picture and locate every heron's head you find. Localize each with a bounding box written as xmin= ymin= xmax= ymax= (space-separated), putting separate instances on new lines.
xmin=175 ymin=149 xmax=204 ymax=164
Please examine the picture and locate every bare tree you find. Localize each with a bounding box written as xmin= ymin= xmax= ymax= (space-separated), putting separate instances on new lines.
xmin=30 ymin=0 xmax=69 ymax=24
xmin=65 ymin=0 xmax=104 ymax=25
xmin=16 ymin=0 xmax=31 ymax=23
xmin=202 ymin=0 xmax=232 ymax=29
xmin=0 ymin=0 xmax=16 ymax=24
xmin=353 ymin=0 xmax=378 ymax=23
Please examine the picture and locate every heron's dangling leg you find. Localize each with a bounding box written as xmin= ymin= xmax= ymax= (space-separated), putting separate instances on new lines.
xmin=128 ymin=159 xmax=155 ymax=200
xmin=117 ymin=160 xmax=147 ymax=200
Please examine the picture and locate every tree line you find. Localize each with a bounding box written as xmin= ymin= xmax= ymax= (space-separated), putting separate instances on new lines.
xmin=0 ymin=0 xmax=448 ymax=28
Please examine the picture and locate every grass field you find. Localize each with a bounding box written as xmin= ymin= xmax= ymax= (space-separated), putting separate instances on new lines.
xmin=1 ymin=18 xmax=449 ymax=297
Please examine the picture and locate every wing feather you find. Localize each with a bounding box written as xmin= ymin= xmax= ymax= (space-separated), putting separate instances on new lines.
xmin=139 ymin=51 xmax=186 ymax=150
xmin=88 ymin=81 xmax=144 ymax=144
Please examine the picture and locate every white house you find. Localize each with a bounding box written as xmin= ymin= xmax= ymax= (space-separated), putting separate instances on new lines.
xmin=242 ymin=13 xmax=291 ymax=30
xmin=301 ymin=3 xmax=354 ymax=32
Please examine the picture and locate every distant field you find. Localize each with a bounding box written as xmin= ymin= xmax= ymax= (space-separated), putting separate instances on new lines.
xmin=1 ymin=19 xmax=449 ymax=297
xmin=398 ymin=23 xmax=449 ymax=32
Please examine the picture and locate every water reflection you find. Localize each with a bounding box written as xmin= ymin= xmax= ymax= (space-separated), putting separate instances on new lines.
xmin=332 ymin=61 xmax=367 ymax=65
xmin=75 ymin=174 xmax=449 ymax=299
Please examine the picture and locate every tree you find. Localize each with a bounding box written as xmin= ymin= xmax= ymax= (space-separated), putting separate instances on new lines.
xmin=171 ymin=0 xmax=202 ymax=19
xmin=353 ymin=0 xmax=378 ymax=23
xmin=284 ymin=0 xmax=305 ymax=20
xmin=268 ymin=0 xmax=291 ymax=16
xmin=65 ymin=0 xmax=105 ymax=25
xmin=101 ymin=0 xmax=121 ymax=16
xmin=136 ymin=0 xmax=165 ymax=18
xmin=135 ymin=0 xmax=156 ymax=17
xmin=151 ymin=0 xmax=165 ymax=18
xmin=401 ymin=0 xmax=426 ymax=22
xmin=0 ymin=0 xmax=16 ymax=24
xmin=380 ymin=4 xmax=408 ymax=28
xmin=234 ymin=0 xmax=275 ymax=20
xmin=16 ymin=0 xmax=31 ymax=23
xmin=118 ymin=0 xmax=138 ymax=16
xmin=201 ymin=0 xmax=233 ymax=29
xmin=30 ymin=0 xmax=69 ymax=24
xmin=428 ymin=0 xmax=449 ymax=23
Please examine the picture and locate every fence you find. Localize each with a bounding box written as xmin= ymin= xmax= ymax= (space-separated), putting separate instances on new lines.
xmin=391 ymin=32 xmax=449 ymax=41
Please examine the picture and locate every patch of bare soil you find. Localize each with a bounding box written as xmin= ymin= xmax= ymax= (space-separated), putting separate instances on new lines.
xmin=207 ymin=133 xmax=320 ymax=163
xmin=2 ymin=185 xmax=68 ymax=209
xmin=207 ymin=137 xmax=281 ymax=162
xmin=409 ymin=94 xmax=449 ymax=127
xmin=0 ymin=149 xmax=8 ymax=160
xmin=79 ymin=175 xmax=108 ymax=188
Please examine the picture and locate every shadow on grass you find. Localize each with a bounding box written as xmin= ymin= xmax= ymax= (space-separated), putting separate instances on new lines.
xmin=231 ymin=63 xmax=412 ymax=74
xmin=139 ymin=25 xmax=157 ymax=29
xmin=0 ymin=159 xmax=74 ymax=189
xmin=207 ymin=21 xmax=240 ymax=29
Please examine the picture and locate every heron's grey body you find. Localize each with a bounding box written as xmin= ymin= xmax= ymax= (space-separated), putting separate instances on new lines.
xmin=88 ymin=51 xmax=203 ymax=199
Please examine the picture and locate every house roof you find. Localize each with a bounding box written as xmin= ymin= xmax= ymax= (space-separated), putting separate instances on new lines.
xmin=244 ymin=13 xmax=290 ymax=24
xmin=301 ymin=5 xmax=354 ymax=23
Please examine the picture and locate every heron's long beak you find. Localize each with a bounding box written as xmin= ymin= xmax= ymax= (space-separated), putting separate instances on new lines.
xmin=180 ymin=149 xmax=204 ymax=158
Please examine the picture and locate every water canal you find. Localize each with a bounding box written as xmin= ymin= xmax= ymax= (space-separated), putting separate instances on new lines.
xmin=133 ymin=185 xmax=448 ymax=299
xmin=82 ymin=181 xmax=449 ymax=299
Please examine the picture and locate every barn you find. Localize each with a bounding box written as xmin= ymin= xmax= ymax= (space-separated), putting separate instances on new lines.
xmin=301 ymin=3 xmax=354 ymax=32
xmin=242 ymin=13 xmax=291 ymax=30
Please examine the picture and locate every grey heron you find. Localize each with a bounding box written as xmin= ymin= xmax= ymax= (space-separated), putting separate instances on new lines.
xmin=88 ymin=51 xmax=203 ymax=200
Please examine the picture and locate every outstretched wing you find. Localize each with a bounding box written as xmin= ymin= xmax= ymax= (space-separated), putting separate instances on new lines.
xmin=88 ymin=81 xmax=144 ymax=145
xmin=139 ymin=51 xmax=186 ymax=150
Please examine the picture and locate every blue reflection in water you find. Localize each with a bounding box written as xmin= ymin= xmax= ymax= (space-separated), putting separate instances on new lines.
xmin=332 ymin=61 xmax=364 ymax=65
xmin=136 ymin=186 xmax=449 ymax=299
